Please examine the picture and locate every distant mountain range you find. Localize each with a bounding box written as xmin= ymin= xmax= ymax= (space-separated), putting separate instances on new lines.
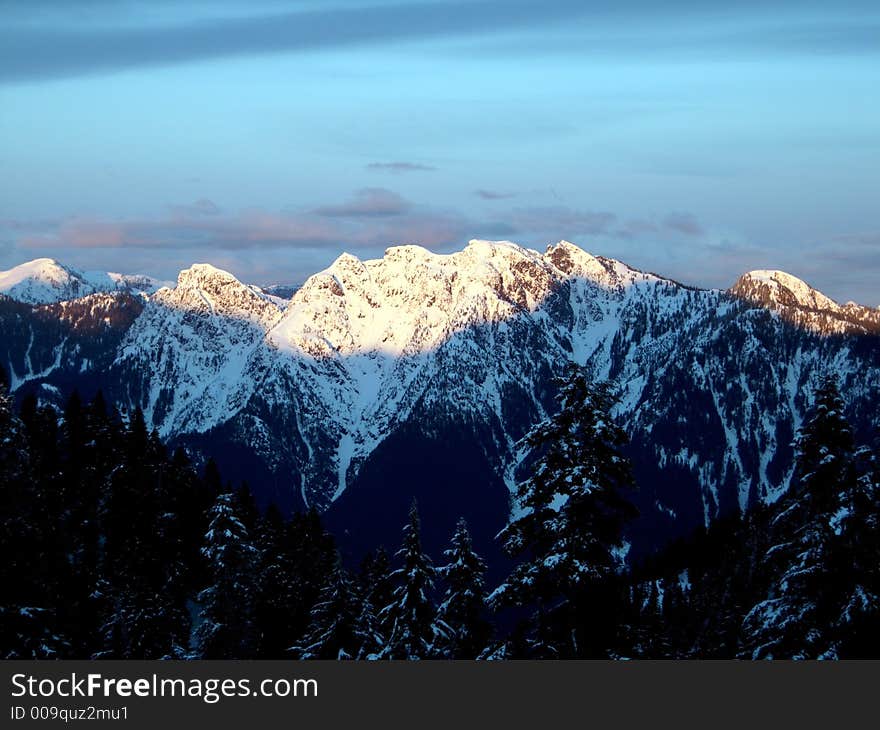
xmin=0 ymin=257 xmax=169 ymax=304
xmin=2 ymin=242 xmax=878 ymax=562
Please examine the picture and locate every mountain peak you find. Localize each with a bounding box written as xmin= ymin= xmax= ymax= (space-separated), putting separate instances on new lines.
xmin=330 ymin=251 xmax=363 ymax=268
xmin=383 ymin=244 xmax=434 ymax=259
xmin=1 ymin=258 xmax=168 ymax=305
xmin=20 ymin=256 xmax=61 ymax=269
xmin=1 ymin=257 xmax=69 ymax=283
xmin=326 ymin=252 xmax=370 ymax=284
xmin=544 ymin=240 xmax=598 ymax=275
xmin=0 ymin=258 xmax=95 ymax=304
xmin=164 ymin=263 xmax=282 ymax=325
xmin=177 ymin=263 xmax=240 ymax=287
xmin=730 ymin=269 xmax=838 ymax=311
xmin=465 ymin=238 xmax=525 ymax=252
xmin=729 ymin=269 xmax=880 ymax=335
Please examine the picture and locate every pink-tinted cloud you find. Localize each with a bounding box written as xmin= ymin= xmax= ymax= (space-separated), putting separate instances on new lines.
xmin=18 ymin=212 xmax=342 ymax=251
xmin=14 ymin=191 xmax=471 ymax=252
xmin=9 ymin=194 xmax=710 ymax=276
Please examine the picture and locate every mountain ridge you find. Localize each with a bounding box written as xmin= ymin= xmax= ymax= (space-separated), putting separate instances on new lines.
xmin=0 ymin=257 xmax=168 ymax=304
xmin=3 ymin=241 xmax=877 ymax=325
xmin=1 ymin=240 xmax=878 ymax=561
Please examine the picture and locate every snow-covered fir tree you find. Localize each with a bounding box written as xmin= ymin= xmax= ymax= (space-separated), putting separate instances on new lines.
xmin=253 ymin=504 xmax=299 ymax=658
xmin=379 ymin=501 xmax=444 ymax=659
xmin=492 ymin=365 xmax=637 ymax=657
xmin=96 ymin=590 xmax=189 ymax=660
xmin=741 ymin=377 xmax=858 ymax=659
xmin=0 ymin=367 xmax=63 ymax=658
xmin=293 ymin=559 xmax=362 ymax=659
xmin=352 ymin=596 xmax=385 ymax=660
xmin=195 ymin=492 xmax=259 ymax=659
xmin=832 ymin=430 xmax=880 ymax=657
xmin=436 ymin=518 xmax=490 ymax=659
xmin=359 ymin=548 xmax=394 ymax=617
xmin=354 ymin=548 xmax=394 ymax=659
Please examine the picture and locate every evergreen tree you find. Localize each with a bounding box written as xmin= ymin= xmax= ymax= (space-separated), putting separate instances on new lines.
xmin=659 ymin=576 xmax=690 ymax=657
xmin=293 ymin=559 xmax=362 ymax=659
xmin=741 ymin=377 xmax=857 ymax=659
xmin=479 ymin=620 xmax=532 ymax=660
xmin=493 ymin=366 xmax=637 ymax=657
xmin=359 ymin=548 xmax=394 ymax=626
xmin=353 ymin=548 xmax=393 ymax=657
xmin=195 ymin=492 xmax=259 ymax=658
xmin=833 ymin=431 xmax=880 ymax=657
xmin=94 ymin=405 xmax=193 ymax=659
xmin=624 ymin=580 xmax=666 ymax=658
xmin=203 ymin=457 xmax=223 ymax=498
xmin=352 ymin=595 xmax=386 ymax=660
xmin=436 ymin=518 xmax=490 ymax=658
xmin=380 ymin=501 xmax=443 ymax=659
xmin=354 ymin=548 xmax=394 ymax=659
xmin=96 ymin=589 xmax=190 ymax=659
xmin=253 ymin=504 xmax=307 ymax=658
xmin=0 ymin=365 xmax=24 ymax=471
xmin=235 ymin=482 xmax=260 ymax=533
xmin=285 ymin=509 xmax=337 ymax=648
xmin=0 ymin=367 xmax=65 ymax=657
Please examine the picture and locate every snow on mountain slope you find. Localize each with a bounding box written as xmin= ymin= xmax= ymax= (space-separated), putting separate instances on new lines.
xmin=115 ymin=264 xmax=285 ymax=436
xmin=730 ymin=270 xmax=880 ymax=335
xmin=737 ymin=270 xmax=837 ymax=311
xmin=109 ymin=240 xmax=680 ymax=507
xmin=0 ymin=258 xmax=166 ymax=304
xmin=0 ymin=259 xmax=92 ymax=304
xmin=107 ymin=272 xmax=170 ymax=295
xmin=103 ymin=239 xmax=880 ymax=521
xmin=4 ymin=241 xmax=878 ymax=542
xmin=0 ymin=290 xmax=145 ymax=392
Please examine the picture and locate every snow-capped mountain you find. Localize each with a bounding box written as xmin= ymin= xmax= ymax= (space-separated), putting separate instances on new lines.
xmin=2 ymin=241 xmax=878 ymax=560
xmin=730 ymin=269 xmax=880 ymax=335
xmin=0 ymin=257 xmax=167 ymax=304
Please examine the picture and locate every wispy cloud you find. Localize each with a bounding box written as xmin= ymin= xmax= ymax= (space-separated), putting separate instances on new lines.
xmin=168 ymin=198 xmax=221 ymax=218
xmin=507 ymin=206 xmax=618 ymax=238
xmin=663 ymin=212 xmax=704 ymax=236
xmin=0 ymin=0 xmax=591 ymax=84
xmin=615 ymin=219 xmax=659 ymax=238
xmin=0 ymin=217 xmax=62 ymax=233
xmin=6 ymin=201 xmax=878 ymax=306
xmin=366 ymin=162 xmax=437 ymax=173
xmin=19 ymin=213 xmax=341 ymax=251
xmin=5 ymin=2 xmax=874 ymax=86
xmin=740 ymin=231 xmax=880 ymax=307
xmin=500 ymin=204 xmax=709 ymax=245
xmin=12 ymin=191 xmax=470 ymax=252
xmin=7 ymin=198 xmax=708 ymax=253
xmin=313 ymin=188 xmax=410 ymax=218
xmin=475 ymin=189 xmax=517 ymax=200
xmin=809 ymin=231 xmax=880 ymax=275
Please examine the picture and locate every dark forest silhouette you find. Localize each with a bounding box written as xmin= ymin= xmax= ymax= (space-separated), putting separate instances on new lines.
xmin=1 ymin=364 xmax=877 ymax=659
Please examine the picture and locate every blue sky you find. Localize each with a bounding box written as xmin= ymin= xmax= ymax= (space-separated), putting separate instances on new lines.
xmin=0 ymin=0 xmax=878 ymax=304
